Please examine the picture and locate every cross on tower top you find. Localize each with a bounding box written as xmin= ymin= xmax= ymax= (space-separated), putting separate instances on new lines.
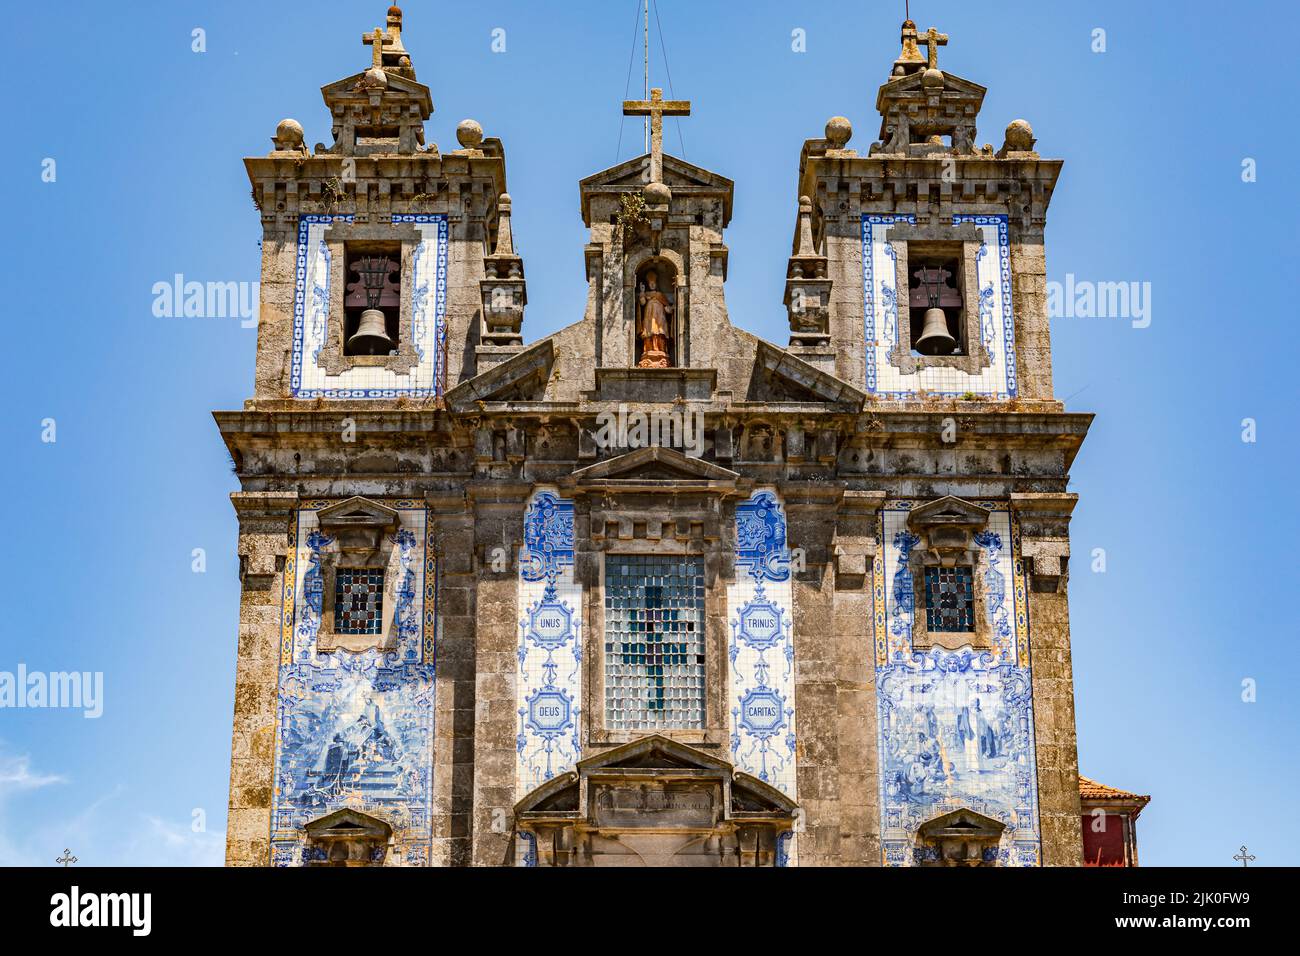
xmin=361 ymin=4 xmax=415 ymax=79
xmin=622 ymin=88 xmax=690 ymax=185
xmin=918 ymin=26 xmax=949 ymax=70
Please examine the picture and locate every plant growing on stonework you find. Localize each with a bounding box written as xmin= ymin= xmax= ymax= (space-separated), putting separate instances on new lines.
xmin=615 ymin=190 xmax=649 ymax=241
xmin=321 ymin=177 xmax=345 ymax=211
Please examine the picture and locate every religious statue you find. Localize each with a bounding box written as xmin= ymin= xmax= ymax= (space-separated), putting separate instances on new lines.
xmin=636 ymin=268 xmax=673 ymax=368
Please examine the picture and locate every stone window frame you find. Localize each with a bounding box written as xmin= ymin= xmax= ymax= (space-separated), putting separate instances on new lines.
xmin=315 ymin=497 xmax=403 ymax=654
xmin=906 ymin=497 xmax=995 ymax=652
xmin=317 ymin=220 xmax=422 ymax=376
xmin=586 ymin=536 xmax=726 ymax=749
xmin=886 ymin=222 xmax=991 ymax=376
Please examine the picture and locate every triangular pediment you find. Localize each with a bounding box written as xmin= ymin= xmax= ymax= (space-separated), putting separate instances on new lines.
xmin=317 ymin=495 xmax=399 ymax=528
xmin=445 ymin=339 xmax=554 ymax=410
xmin=917 ymin=807 xmax=1005 ymax=839
xmin=878 ymin=70 xmax=987 ymax=102
xmin=580 ymin=155 xmax=734 ymax=226
xmin=321 ymin=72 xmax=433 ymax=115
xmin=907 ymin=495 xmax=990 ymax=528
xmin=568 ymin=446 xmax=740 ymax=485
xmin=577 ymin=734 xmax=733 ymax=775
xmin=754 ymin=340 xmax=866 ymax=407
xmin=303 ymin=807 xmax=393 ymax=839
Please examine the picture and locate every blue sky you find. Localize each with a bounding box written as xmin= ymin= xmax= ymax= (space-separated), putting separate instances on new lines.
xmin=1 ymin=0 xmax=1295 ymax=866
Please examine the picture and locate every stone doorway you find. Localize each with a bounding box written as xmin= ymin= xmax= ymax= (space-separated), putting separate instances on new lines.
xmin=513 ymin=735 xmax=797 ymax=866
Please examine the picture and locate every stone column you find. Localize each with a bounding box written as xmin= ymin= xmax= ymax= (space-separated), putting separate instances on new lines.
xmin=1013 ymin=492 xmax=1083 ymax=866
xmin=225 ymin=491 xmax=297 ymax=866
xmin=466 ymin=481 xmax=531 ymax=865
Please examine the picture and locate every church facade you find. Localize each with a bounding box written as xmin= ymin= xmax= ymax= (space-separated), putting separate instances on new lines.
xmin=220 ymin=6 xmax=1099 ymax=867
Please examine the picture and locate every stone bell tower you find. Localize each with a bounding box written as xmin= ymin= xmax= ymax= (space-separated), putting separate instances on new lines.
xmin=780 ymin=17 xmax=1087 ymax=865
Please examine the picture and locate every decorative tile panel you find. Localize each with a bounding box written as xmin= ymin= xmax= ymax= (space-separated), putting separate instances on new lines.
xmin=270 ymin=504 xmax=435 ymax=866
xmin=515 ymin=490 xmax=582 ymax=799
xmin=291 ymin=214 xmax=448 ymax=398
xmin=728 ymin=490 xmax=798 ymax=801
xmin=863 ymin=214 xmax=1018 ymax=398
xmin=874 ymin=503 xmax=1041 ymax=866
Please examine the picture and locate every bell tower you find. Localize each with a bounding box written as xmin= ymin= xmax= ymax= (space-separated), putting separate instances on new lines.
xmin=575 ymin=89 xmax=736 ymax=381
xmin=781 ymin=18 xmax=1086 ymax=865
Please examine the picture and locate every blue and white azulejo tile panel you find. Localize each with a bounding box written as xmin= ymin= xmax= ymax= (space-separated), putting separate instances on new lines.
xmin=728 ymin=491 xmax=798 ymax=801
xmin=290 ymin=213 xmax=448 ymax=398
xmin=874 ymin=503 xmax=1040 ymax=866
xmin=515 ymin=489 xmax=582 ymax=800
xmin=269 ymin=504 xmax=436 ymax=866
xmin=862 ymin=214 xmax=1018 ymax=399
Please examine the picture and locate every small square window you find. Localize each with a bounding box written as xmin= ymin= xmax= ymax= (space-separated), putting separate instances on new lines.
xmin=923 ymin=566 xmax=975 ymax=633
xmin=335 ymin=568 xmax=385 ymax=635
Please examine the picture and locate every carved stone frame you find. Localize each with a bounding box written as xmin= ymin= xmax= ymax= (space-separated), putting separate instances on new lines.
xmin=317 ymin=220 xmax=422 ymax=376
xmin=906 ymin=496 xmax=994 ymax=651
xmin=314 ymin=496 xmax=402 ymax=654
xmin=624 ymin=248 xmax=687 ymax=369
xmin=886 ymin=222 xmax=991 ymax=376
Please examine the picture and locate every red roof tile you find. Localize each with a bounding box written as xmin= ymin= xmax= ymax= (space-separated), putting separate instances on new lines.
xmin=1079 ymin=775 xmax=1150 ymax=806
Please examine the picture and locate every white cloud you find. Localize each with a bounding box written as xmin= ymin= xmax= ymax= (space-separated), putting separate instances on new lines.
xmin=0 ymin=752 xmax=66 ymax=795
xmin=0 ymin=746 xmax=223 ymax=867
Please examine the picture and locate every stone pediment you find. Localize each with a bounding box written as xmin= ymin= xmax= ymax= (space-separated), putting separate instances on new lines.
xmin=317 ymin=495 xmax=399 ymax=531
xmin=755 ymin=340 xmax=866 ymax=407
xmin=320 ymin=71 xmax=433 ymax=115
xmin=566 ymin=446 xmax=740 ymax=487
xmin=580 ymin=155 xmax=734 ymax=226
xmin=907 ymin=495 xmax=990 ymax=531
xmin=303 ymin=807 xmax=393 ymax=841
xmin=879 ymin=70 xmax=986 ymax=101
xmin=515 ymin=734 xmax=796 ymax=819
xmin=444 ymin=339 xmax=554 ymax=410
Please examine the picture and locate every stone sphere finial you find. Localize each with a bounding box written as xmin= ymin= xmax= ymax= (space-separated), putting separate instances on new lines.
xmin=799 ymin=195 xmax=812 ymax=213
xmin=498 ymin=193 xmax=512 ymax=211
xmin=922 ymin=67 xmax=944 ymax=90
xmin=457 ymin=119 xmax=484 ymax=148
xmin=361 ymin=64 xmax=388 ymax=90
xmin=825 ymin=116 xmax=852 ymax=148
xmin=643 ymin=180 xmax=672 ymax=205
xmin=275 ymin=118 xmax=304 ymax=148
xmin=1004 ymin=119 xmax=1035 ymax=150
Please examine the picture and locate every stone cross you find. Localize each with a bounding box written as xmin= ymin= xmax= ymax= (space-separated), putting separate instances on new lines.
xmin=918 ymin=27 xmax=949 ymax=70
xmin=622 ymin=88 xmax=690 ymax=184
xmin=364 ymin=28 xmax=385 ymax=68
xmin=56 ymin=849 xmax=77 ymax=867
xmin=1233 ymin=845 xmax=1255 ymax=867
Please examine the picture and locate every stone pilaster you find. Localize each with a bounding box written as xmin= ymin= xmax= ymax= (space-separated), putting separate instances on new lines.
xmin=466 ymin=482 xmax=531 ymax=865
xmin=780 ymin=483 xmax=843 ymax=865
xmin=427 ymin=491 xmax=477 ymax=866
xmin=225 ymin=491 xmax=297 ymax=867
xmin=1013 ymin=492 xmax=1083 ymax=866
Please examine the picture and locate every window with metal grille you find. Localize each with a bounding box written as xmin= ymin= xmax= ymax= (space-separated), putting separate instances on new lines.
xmin=604 ymin=555 xmax=705 ymax=730
xmin=335 ymin=568 xmax=385 ymax=635
xmin=923 ymin=566 xmax=975 ymax=633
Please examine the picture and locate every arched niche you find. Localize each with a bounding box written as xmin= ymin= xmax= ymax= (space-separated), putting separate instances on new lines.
xmin=624 ymin=250 xmax=685 ymax=368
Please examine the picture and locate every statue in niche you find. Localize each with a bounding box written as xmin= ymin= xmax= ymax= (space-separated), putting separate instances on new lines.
xmin=636 ymin=267 xmax=674 ymax=368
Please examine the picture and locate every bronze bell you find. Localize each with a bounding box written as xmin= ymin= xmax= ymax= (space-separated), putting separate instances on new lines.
xmin=347 ymin=309 xmax=395 ymax=355
xmin=915 ymin=308 xmax=956 ymax=355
